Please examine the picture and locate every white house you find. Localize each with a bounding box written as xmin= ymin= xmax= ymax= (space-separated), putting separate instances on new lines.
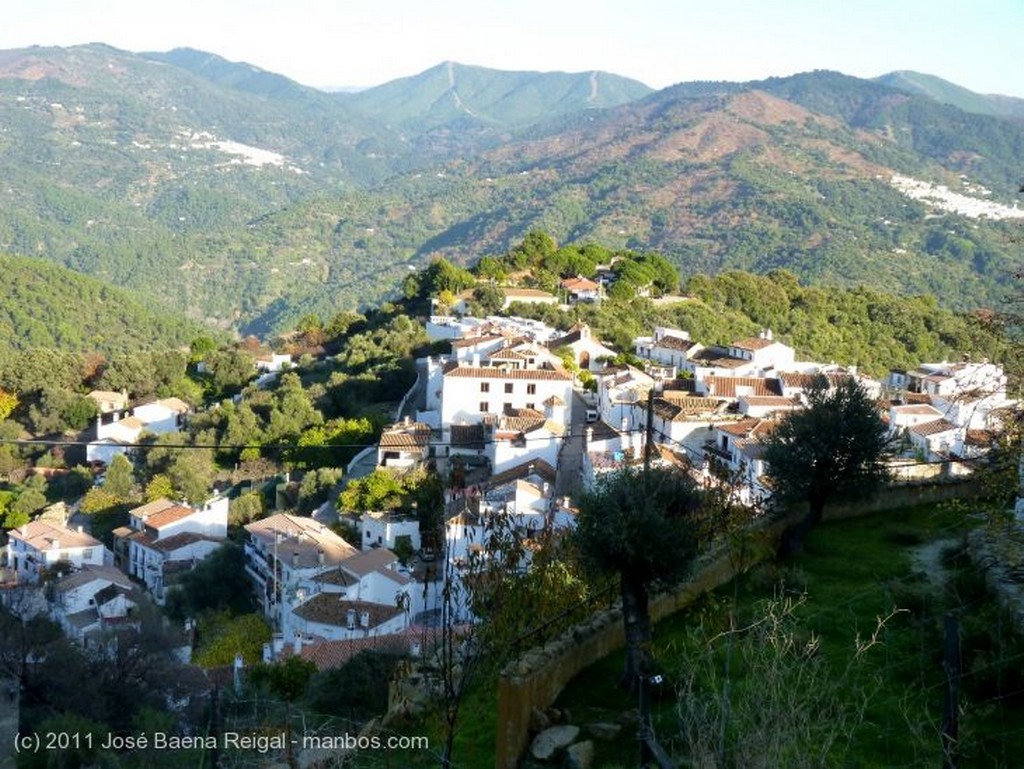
xmin=283 ymin=548 xmax=414 ymax=643
xmin=48 ymin=565 xmax=138 ymax=642
xmin=650 ymin=395 xmax=728 ymax=460
xmin=548 ymin=324 xmax=618 ymax=373
xmin=115 ymin=496 xmax=228 ymax=603
xmin=131 ymin=397 xmax=190 ymax=435
xmin=243 ymin=513 xmax=359 ymax=627
xmin=907 ymin=419 xmax=961 ymax=461
xmin=487 ymin=409 xmax=565 ymax=476
xmin=440 ymin=356 xmax=573 ymax=431
xmin=726 ymin=331 xmax=795 ymax=373
xmin=4 ymin=521 xmax=107 ymax=584
xmin=360 ymin=511 xmax=421 ymax=552
xmin=377 ymin=419 xmax=432 ymax=471
xmin=594 ymin=365 xmax=653 ymax=435
xmin=87 ymin=397 xmax=192 ymax=464
xmin=290 ymin=597 xmax=407 ymax=643
xmin=86 ymin=390 xmax=129 ymax=415
xmin=560 ymin=275 xmax=603 ymax=303
xmin=635 ymin=327 xmax=705 ymax=371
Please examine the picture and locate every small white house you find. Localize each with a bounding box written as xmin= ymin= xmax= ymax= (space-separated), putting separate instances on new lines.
xmin=4 ymin=521 xmax=107 ymax=584
xmin=116 ymin=497 xmax=228 ymax=603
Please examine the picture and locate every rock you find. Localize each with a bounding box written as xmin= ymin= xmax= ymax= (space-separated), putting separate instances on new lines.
xmin=529 ymin=725 xmax=580 ymax=761
xmin=529 ymin=706 xmax=551 ymax=733
xmin=545 ymin=707 xmax=562 ymax=723
xmin=565 ymin=740 xmax=595 ymax=769
xmin=587 ymin=722 xmax=622 ymax=741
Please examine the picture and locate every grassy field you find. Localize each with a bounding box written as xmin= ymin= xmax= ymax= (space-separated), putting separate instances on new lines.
xmin=553 ymin=504 xmax=1024 ymax=768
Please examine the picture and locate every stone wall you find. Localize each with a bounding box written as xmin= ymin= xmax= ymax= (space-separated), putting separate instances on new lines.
xmin=494 ymin=477 xmax=983 ymax=769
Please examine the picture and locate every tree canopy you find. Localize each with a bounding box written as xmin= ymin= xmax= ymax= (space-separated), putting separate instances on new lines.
xmin=764 ymin=377 xmax=891 ymax=555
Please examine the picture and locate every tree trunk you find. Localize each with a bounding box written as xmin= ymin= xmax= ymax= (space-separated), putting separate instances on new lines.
xmin=620 ymin=571 xmax=653 ymax=695
xmin=778 ymin=498 xmax=824 ymax=557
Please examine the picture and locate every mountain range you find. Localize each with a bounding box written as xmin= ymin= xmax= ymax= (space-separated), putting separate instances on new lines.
xmin=0 ymin=43 xmax=1022 ymax=338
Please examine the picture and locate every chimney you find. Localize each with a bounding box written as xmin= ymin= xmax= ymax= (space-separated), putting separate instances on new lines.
xmin=293 ymin=633 xmax=302 ymax=656
xmin=317 ymin=549 xmax=325 ymax=567
xmin=360 ymin=610 xmax=371 ymax=629
xmin=346 ymin=609 xmax=356 ymax=630
xmin=292 ymin=552 xmax=300 ymax=568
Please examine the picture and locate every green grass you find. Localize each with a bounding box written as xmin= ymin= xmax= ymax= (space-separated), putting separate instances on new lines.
xmin=554 ymin=504 xmax=1024 ymax=768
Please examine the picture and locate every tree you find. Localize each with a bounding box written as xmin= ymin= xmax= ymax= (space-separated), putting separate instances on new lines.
xmin=229 ymin=491 xmax=265 ymax=526
xmin=763 ymin=376 xmax=891 ymax=556
xmin=0 ymin=389 xmax=18 ymax=421
xmin=103 ymin=453 xmax=136 ymax=501
xmin=575 ymin=465 xmax=706 ymax=693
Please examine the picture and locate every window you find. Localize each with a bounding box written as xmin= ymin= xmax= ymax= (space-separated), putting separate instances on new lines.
xmin=480 ymin=402 xmax=489 ymax=413
xmin=527 ymin=384 xmax=537 ymax=395
xmin=504 ymin=382 xmax=514 ymax=394
xmin=526 ymin=403 xmax=535 ymax=411
xmin=480 ymin=382 xmax=490 ymax=393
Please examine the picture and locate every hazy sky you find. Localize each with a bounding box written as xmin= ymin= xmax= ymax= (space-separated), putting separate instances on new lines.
xmin=2 ymin=0 xmax=1020 ymax=96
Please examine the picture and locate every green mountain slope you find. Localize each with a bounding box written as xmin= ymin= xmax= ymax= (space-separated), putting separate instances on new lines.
xmin=875 ymin=70 xmax=1024 ymax=119
xmin=0 ymin=46 xmax=1022 ymax=337
xmin=349 ymin=60 xmax=653 ymax=131
xmin=0 ymin=253 xmax=210 ymax=355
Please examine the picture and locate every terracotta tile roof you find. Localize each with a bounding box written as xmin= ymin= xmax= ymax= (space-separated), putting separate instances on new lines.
xmin=444 ymin=365 xmax=571 ymax=381
xmin=485 ymin=458 xmax=557 ymax=489
xmin=53 ymin=564 xmax=132 ymax=593
xmin=561 ymin=276 xmax=600 ymax=291
xmin=451 ymin=334 xmax=506 ymax=349
xmin=909 ymin=419 xmax=958 ymax=437
xmin=293 ymin=596 xmax=404 ymax=630
xmin=891 ymin=404 xmax=944 ymax=417
xmin=716 ymin=418 xmax=776 ymax=439
xmin=117 ymin=416 xmax=146 ymax=430
xmin=290 ymin=627 xmax=449 ymax=670
xmin=379 ymin=423 xmax=432 ymax=450
xmin=653 ymin=396 xmax=726 ymax=422
xmin=10 ymin=520 xmax=101 ymax=551
xmin=704 ymin=376 xmax=783 ymax=399
xmin=740 ymin=396 xmax=802 ymax=408
xmin=245 ymin=513 xmax=357 ymax=569
xmin=149 ymin=531 xmax=223 ymax=553
xmin=691 ymin=350 xmax=750 ymax=369
xmin=654 ymin=335 xmax=698 ymax=352
xmin=312 ymin=568 xmax=359 ymax=587
xmin=450 ymin=423 xmax=485 ymax=450
xmin=543 ymin=394 xmax=565 ymax=406
xmin=779 ymin=372 xmax=855 ymax=390
xmin=140 ymin=504 xmax=196 ymax=530
xmin=88 ymin=390 xmax=129 ymax=405
xmin=156 ymin=397 xmax=190 ymax=413
xmin=902 ymin=392 xmax=934 ymax=405
xmin=341 ymin=548 xmax=399 ymax=578
xmin=488 ymin=348 xmax=530 ymax=361
xmin=732 ymin=336 xmax=776 ymax=351
xmin=128 ymin=498 xmax=176 ymax=518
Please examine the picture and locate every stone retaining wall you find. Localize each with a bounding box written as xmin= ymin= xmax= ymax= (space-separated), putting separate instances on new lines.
xmin=494 ymin=478 xmax=984 ymax=769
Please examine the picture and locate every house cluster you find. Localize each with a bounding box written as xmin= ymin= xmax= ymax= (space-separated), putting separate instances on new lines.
xmin=374 ymin=314 xmax=1016 ymax=540
xmin=1 ymin=495 xmax=229 ymax=653
xmin=86 ymin=393 xmax=191 ymax=465
xmin=242 ymin=513 xmax=428 ymax=662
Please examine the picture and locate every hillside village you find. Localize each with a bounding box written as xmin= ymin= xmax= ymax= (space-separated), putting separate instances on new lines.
xmin=1 ymin=279 xmax=1017 ymax=666
xmin=0 ymin=244 xmax=1021 ymax=768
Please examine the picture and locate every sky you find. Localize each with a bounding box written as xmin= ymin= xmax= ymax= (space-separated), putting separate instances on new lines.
xmin=1 ymin=0 xmax=1021 ymax=97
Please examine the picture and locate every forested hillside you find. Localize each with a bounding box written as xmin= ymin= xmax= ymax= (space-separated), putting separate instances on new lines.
xmin=0 ymin=44 xmax=1021 ymax=337
xmin=0 ymin=253 xmax=211 ymax=356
